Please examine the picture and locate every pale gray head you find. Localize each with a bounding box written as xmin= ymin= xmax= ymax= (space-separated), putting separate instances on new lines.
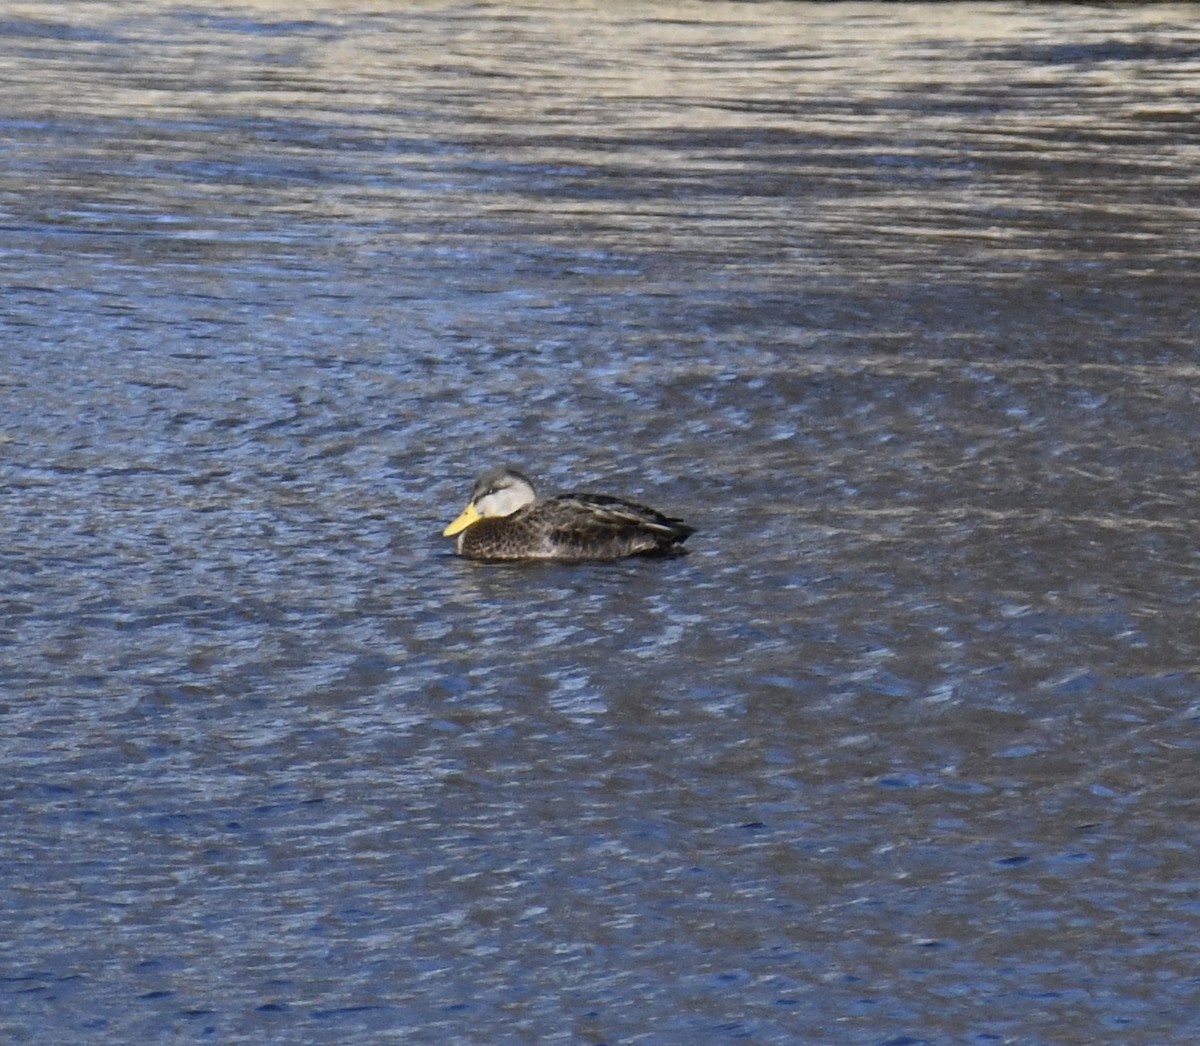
xmin=443 ymin=467 xmax=540 ymax=539
xmin=469 ymin=467 xmax=537 ymax=519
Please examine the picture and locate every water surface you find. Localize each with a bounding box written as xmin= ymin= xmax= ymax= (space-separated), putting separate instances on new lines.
xmin=3 ymin=2 xmax=1199 ymax=1042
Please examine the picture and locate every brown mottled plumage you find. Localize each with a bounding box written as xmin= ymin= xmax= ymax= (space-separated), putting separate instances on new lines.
xmin=442 ymin=467 xmax=693 ymax=562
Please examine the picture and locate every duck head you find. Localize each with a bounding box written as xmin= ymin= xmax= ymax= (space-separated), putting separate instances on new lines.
xmin=443 ymin=467 xmax=538 ymax=536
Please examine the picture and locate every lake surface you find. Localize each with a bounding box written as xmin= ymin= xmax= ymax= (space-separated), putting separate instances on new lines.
xmin=3 ymin=1 xmax=1199 ymax=1042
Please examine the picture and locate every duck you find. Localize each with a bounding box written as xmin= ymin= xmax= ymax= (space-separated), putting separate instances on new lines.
xmin=442 ymin=466 xmax=694 ymax=561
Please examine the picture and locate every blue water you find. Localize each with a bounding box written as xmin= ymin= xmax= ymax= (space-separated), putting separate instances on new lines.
xmin=3 ymin=2 xmax=1199 ymax=1042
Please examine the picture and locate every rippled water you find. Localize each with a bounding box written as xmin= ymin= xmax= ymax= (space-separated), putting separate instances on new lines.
xmin=3 ymin=2 xmax=1199 ymax=1042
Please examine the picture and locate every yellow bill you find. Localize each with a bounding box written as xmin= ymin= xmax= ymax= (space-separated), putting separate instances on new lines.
xmin=442 ymin=502 xmax=482 ymax=536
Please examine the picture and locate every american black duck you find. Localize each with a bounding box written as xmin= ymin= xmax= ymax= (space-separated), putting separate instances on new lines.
xmin=443 ymin=467 xmax=694 ymax=561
